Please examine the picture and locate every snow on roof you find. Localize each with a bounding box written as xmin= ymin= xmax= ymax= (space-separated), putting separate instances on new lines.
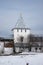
xmin=12 ymin=14 xmax=30 ymax=31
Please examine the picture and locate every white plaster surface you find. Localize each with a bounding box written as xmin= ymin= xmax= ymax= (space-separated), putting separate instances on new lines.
xmin=0 ymin=42 xmax=4 ymax=54
xmin=13 ymin=29 xmax=30 ymax=43
xmin=4 ymin=48 xmax=13 ymax=54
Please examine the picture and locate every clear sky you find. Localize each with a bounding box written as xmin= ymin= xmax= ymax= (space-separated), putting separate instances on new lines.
xmin=0 ymin=0 xmax=43 ymax=37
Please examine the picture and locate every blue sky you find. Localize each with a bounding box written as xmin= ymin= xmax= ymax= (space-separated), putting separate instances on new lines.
xmin=0 ymin=0 xmax=43 ymax=37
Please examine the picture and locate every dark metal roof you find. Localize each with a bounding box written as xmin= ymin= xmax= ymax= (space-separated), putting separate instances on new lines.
xmin=0 ymin=38 xmax=13 ymax=42
xmin=12 ymin=14 xmax=30 ymax=31
xmin=12 ymin=27 xmax=31 ymax=31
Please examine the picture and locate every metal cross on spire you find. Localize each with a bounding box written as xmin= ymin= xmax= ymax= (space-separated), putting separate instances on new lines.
xmin=15 ymin=13 xmax=26 ymax=28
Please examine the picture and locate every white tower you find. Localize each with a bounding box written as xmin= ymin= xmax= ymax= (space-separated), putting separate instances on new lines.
xmin=12 ymin=14 xmax=31 ymax=52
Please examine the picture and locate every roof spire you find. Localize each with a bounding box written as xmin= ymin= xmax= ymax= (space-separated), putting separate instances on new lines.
xmin=15 ymin=13 xmax=26 ymax=28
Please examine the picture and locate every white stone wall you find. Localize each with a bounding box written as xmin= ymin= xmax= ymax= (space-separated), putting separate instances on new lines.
xmin=41 ymin=47 xmax=43 ymax=52
xmin=13 ymin=29 xmax=30 ymax=52
xmin=31 ymin=47 xmax=42 ymax=52
xmin=4 ymin=48 xmax=13 ymax=54
xmin=0 ymin=42 xmax=4 ymax=54
xmin=31 ymin=47 xmax=36 ymax=52
xmin=37 ymin=48 xmax=41 ymax=52
xmin=15 ymin=47 xmax=20 ymax=53
xmin=13 ymin=29 xmax=30 ymax=43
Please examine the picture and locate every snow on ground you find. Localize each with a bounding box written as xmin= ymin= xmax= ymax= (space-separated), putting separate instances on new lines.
xmin=0 ymin=52 xmax=43 ymax=65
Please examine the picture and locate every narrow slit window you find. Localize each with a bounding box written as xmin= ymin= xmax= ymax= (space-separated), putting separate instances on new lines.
xmin=17 ymin=29 xmax=19 ymax=32
xmin=21 ymin=29 xmax=22 ymax=32
xmin=25 ymin=29 xmax=26 ymax=32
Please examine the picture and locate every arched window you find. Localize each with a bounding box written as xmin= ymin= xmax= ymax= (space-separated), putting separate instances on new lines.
xmin=39 ymin=47 xmax=41 ymax=50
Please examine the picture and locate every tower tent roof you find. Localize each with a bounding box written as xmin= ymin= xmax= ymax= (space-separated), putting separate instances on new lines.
xmin=12 ymin=14 xmax=31 ymax=30
xmin=15 ymin=14 xmax=26 ymax=28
